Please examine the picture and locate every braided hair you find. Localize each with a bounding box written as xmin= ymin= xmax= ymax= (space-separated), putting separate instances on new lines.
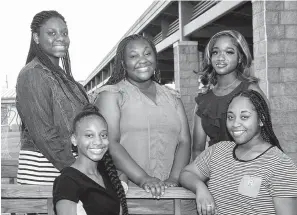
xmin=105 ymin=34 xmax=161 ymax=85
xmin=26 ymin=10 xmax=89 ymax=103
xmin=200 ymin=30 xmax=259 ymax=90
xmin=72 ymin=104 xmax=129 ymax=215
xmin=230 ymin=90 xmax=282 ymax=150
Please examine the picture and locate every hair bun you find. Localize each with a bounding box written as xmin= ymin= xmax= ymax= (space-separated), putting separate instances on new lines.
xmin=82 ymin=103 xmax=99 ymax=112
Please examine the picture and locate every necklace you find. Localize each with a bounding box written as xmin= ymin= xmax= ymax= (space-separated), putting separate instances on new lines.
xmin=216 ymin=78 xmax=238 ymax=90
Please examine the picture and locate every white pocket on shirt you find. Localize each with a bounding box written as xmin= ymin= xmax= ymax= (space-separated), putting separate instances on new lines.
xmin=238 ymin=175 xmax=262 ymax=198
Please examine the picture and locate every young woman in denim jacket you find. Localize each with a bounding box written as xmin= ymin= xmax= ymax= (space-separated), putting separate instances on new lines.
xmin=16 ymin=10 xmax=89 ymax=185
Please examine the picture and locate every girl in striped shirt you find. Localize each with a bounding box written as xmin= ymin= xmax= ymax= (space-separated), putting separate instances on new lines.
xmin=180 ymin=90 xmax=297 ymax=215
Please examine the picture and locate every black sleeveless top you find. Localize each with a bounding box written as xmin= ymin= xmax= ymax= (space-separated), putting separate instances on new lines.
xmin=195 ymin=81 xmax=250 ymax=146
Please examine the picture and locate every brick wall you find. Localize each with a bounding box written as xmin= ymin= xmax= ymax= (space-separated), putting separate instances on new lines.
xmin=173 ymin=41 xmax=199 ymax=130
xmin=253 ymin=0 xmax=297 ymax=164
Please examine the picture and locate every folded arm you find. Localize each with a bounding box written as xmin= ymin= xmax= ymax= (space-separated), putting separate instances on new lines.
xmin=179 ymin=150 xmax=216 ymax=215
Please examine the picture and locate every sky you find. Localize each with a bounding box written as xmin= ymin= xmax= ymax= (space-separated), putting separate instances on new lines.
xmin=0 ymin=0 xmax=154 ymax=89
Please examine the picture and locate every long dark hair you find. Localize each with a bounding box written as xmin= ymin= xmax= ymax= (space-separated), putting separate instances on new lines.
xmin=26 ymin=10 xmax=88 ymax=103
xmin=72 ymin=104 xmax=129 ymax=215
xmin=105 ymin=34 xmax=161 ymax=85
xmin=229 ymin=90 xmax=282 ymax=150
xmin=201 ymin=30 xmax=259 ymax=89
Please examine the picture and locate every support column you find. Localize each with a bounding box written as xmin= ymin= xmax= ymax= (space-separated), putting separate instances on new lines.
xmin=109 ymin=62 xmax=113 ymax=77
xmin=252 ymin=0 xmax=297 ymax=164
xmin=173 ymin=41 xmax=199 ymax=130
xmin=95 ymin=76 xmax=100 ymax=87
xmin=178 ymin=1 xmax=193 ymax=41
xmin=90 ymin=78 xmax=93 ymax=90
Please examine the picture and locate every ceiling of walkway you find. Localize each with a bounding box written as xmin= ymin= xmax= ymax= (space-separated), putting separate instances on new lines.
xmin=190 ymin=2 xmax=253 ymax=53
xmin=142 ymin=1 xmax=253 ymax=84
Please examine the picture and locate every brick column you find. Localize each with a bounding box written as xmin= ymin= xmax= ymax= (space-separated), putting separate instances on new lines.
xmin=253 ymin=0 xmax=297 ymax=164
xmin=173 ymin=41 xmax=199 ymax=130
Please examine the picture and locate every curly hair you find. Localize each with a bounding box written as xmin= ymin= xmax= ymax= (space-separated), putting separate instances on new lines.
xmin=72 ymin=104 xmax=129 ymax=215
xmin=229 ymin=90 xmax=282 ymax=150
xmin=200 ymin=30 xmax=259 ymax=89
xmin=105 ymin=34 xmax=161 ymax=85
xmin=26 ymin=10 xmax=88 ymax=103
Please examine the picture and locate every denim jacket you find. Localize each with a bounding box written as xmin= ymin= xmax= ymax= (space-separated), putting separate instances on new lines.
xmin=16 ymin=57 xmax=88 ymax=170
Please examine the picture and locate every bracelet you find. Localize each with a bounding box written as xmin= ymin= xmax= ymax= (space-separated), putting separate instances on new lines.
xmin=121 ymin=181 xmax=129 ymax=194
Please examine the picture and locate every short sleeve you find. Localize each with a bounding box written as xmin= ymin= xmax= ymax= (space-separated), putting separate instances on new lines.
xmin=164 ymin=85 xmax=181 ymax=99
xmin=194 ymin=145 xmax=216 ymax=178
xmin=162 ymin=85 xmax=181 ymax=108
xmin=269 ymin=154 xmax=297 ymax=197
xmin=194 ymin=93 xmax=208 ymax=117
xmin=53 ymin=174 xmax=80 ymax=206
xmin=94 ymin=84 xmax=128 ymax=107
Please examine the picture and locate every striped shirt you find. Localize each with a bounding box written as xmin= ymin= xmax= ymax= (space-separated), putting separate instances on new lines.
xmin=17 ymin=150 xmax=78 ymax=185
xmin=195 ymin=141 xmax=297 ymax=215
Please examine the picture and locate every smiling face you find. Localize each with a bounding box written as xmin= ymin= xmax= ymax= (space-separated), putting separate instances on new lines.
xmin=123 ymin=39 xmax=156 ymax=83
xmin=211 ymin=36 xmax=240 ymax=76
xmin=33 ymin=17 xmax=70 ymax=64
xmin=72 ymin=116 xmax=109 ymax=162
xmin=226 ymin=96 xmax=262 ymax=145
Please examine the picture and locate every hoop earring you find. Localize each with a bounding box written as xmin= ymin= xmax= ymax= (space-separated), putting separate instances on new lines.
xmin=154 ymin=70 xmax=161 ymax=83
